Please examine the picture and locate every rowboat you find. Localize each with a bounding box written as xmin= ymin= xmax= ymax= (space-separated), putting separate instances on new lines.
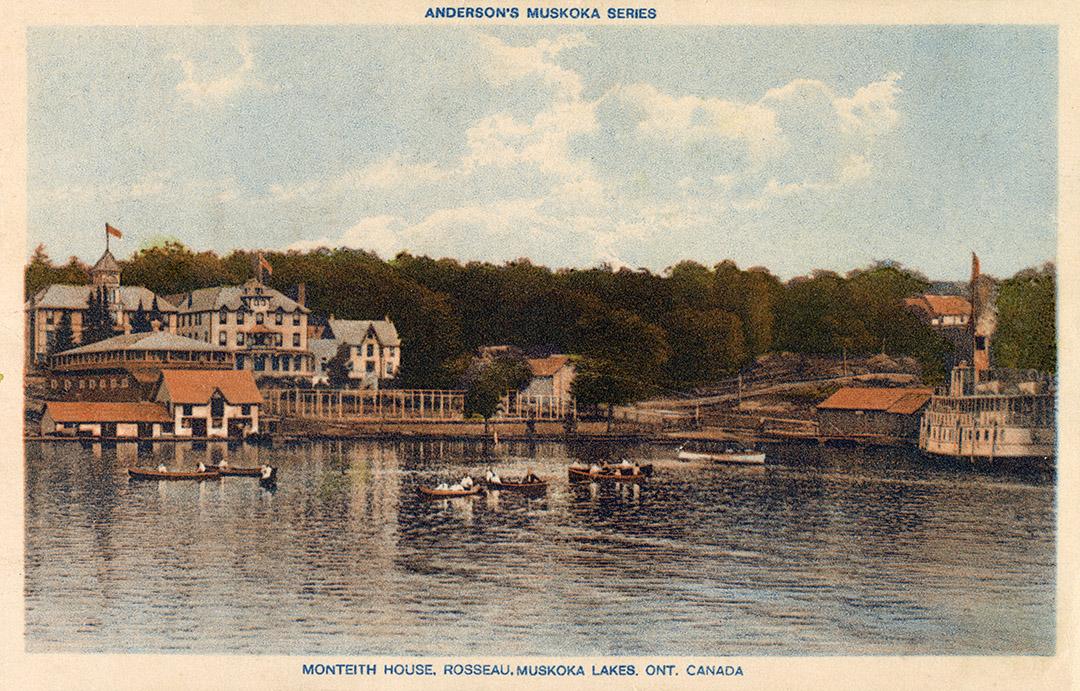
xmin=128 ymin=468 xmax=220 ymax=480
xmin=677 ymin=448 xmax=765 ymax=465
xmin=419 ymin=485 xmax=483 ymax=498
xmin=567 ymin=466 xmax=646 ymax=483
xmin=485 ymin=478 xmax=548 ymax=492
xmin=210 ymin=465 xmax=264 ymax=477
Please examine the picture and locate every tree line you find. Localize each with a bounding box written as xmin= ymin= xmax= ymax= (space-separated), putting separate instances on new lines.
xmin=26 ymin=243 xmax=1056 ymax=403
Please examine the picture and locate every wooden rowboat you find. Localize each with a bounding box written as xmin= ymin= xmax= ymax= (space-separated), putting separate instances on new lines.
xmin=419 ymin=485 xmax=483 ymax=498
xmin=485 ymin=478 xmax=548 ymax=492
xmin=128 ymin=468 xmax=220 ymax=480
xmin=567 ymin=466 xmax=646 ymax=483
xmin=210 ymin=465 xmax=264 ymax=477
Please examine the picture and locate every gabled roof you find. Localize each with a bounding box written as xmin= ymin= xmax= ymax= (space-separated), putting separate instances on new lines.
xmin=91 ymin=249 xmax=121 ymax=273
xmin=30 ymin=285 xmax=178 ymax=312
xmin=328 ymin=318 xmax=401 ymax=347
xmin=44 ymin=401 xmax=172 ymax=423
xmin=903 ymin=294 xmax=971 ymax=317
xmin=817 ymin=387 xmax=934 ymax=414
xmin=177 ymin=284 xmax=308 ymax=314
xmin=528 ymin=354 xmax=572 ymax=377
xmin=310 ymin=338 xmax=340 ymax=362
xmin=56 ymin=331 xmax=226 ymax=356
xmin=157 ymin=369 xmax=263 ymax=405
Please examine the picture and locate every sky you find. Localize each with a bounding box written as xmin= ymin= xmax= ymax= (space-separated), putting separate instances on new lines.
xmin=27 ymin=25 xmax=1056 ymax=280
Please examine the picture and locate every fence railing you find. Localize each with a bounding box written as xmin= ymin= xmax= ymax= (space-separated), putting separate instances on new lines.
xmin=264 ymin=388 xmax=465 ymax=420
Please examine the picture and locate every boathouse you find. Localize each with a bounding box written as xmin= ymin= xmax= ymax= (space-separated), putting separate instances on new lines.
xmin=153 ymin=369 xmax=263 ymax=438
xmin=816 ymin=387 xmax=933 ymax=441
xmin=40 ymin=401 xmax=173 ymax=438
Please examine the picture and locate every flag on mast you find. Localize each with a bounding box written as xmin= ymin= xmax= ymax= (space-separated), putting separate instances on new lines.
xmin=258 ymin=253 xmax=273 ymax=279
xmin=105 ymin=223 xmax=123 ymax=239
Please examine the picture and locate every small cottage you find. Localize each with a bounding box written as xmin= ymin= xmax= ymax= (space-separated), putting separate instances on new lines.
xmin=153 ymin=369 xmax=263 ymax=438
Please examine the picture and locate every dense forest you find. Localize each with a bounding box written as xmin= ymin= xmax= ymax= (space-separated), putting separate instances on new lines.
xmin=26 ymin=243 xmax=1056 ymax=399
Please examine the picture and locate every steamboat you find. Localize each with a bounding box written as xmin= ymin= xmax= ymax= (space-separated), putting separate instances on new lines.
xmin=918 ymin=365 xmax=1055 ymax=460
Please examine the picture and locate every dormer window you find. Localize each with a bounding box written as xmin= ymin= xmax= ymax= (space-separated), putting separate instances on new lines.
xmin=275 ymin=309 xmax=283 ymax=325
xmin=237 ymin=311 xmax=245 ymax=325
xmin=256 ymin=312 xmax=264 ymax=325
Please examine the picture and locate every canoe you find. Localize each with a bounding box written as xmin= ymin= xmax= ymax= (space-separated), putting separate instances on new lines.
xmin=210 ymin=465 xmax=264 ymax=477
xmin=486 ymin=478 xmax=548 ymax=492
xmin=567 ymin=466 xmax=646 ymax=483
xmin=677 ymin=449 xmax=766 ymax=465
xmin=128 ymin=468 xmax=220 ymax=480
xmin=419 ymin=485 xmax=483 ymax=498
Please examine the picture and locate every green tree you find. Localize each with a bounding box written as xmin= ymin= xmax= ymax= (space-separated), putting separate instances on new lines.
xmin=129 ymin=301 xmax=151 ymax=333
xmin=663 ymin=308 xmax=748 ymax=386
xmin=326 ymin=343 xmax=352 ymax=388
xmin=570 ymin=357 xmax=645 ymax=431
xmin=49 ymin=311 xmax=75 ymax=354
xmin=82 ymin=286 xmax=115 ymax=344
xmin=994 ymin=264 xmax=1055 ymax=372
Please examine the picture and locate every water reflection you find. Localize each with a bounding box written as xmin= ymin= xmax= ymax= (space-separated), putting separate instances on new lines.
xmin=25 ymin=440 xmax=1054 ymax=655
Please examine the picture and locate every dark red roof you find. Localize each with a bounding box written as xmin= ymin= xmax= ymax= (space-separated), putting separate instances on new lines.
xmin=903 ymin=294 xmax=971 ymax=317
xmin=818 ymin=387 xmax=933 ymax=414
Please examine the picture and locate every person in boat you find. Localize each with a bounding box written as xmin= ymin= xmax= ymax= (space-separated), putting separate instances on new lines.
xmin=436 ymin=482 xmax=450 ymax=491
xmin=197 ymin=462 xmax=207 ymax=473
xmin=157 ymin=464 xmax=167 ymax=472
xmin=485 ymin=469 xmax=501 ymax=484
xmin=522 ymin=469 xmax=540 ymax=483
xmin=460 ymin=475 xmax=474 ymax=489
xmin=589 ymin=463 xmax=602 ymax=475
xmin=219 ymin=459 xmax=229 ymax=469
xmin=449 ymin=482 xmax=464 ymax=491
xmin=260 ymin=465 xmax=274 ymax=480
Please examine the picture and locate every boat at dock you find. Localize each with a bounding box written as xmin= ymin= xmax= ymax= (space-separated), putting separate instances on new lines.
xmin=128 ymin=467 xmax=220 ymax=480
xmin=919 ymin=365 xmax=1054 ymax=461
xmin=677 ymin=446 xmax=765 ymax=465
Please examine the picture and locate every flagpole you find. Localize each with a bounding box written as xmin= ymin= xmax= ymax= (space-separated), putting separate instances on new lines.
xmin=105 ymin=224 xmax=109 ymax=252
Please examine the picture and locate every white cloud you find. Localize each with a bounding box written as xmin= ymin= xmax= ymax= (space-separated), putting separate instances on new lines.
xmin=172 ymin=34 xmax=278 ymax=107
xmin=271 ymin=36 xmax=902 ymax=269
xmin=613 ymin=83 xmax=781 ymax=158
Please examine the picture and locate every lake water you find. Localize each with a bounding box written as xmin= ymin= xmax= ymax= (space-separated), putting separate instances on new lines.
xmin=24 ymin=439 xmax=1055 ymax=655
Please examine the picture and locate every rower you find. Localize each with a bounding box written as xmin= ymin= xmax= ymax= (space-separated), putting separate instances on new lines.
xmin=197 ymin=462 xmax=207 ymax=472
xmin=589 ymin=464 xmax=602 ymax=475
xmin=523 ymin=469 xmax=539 ymax=483
xmin=220 ymin=459 xmax=229 ymax=469
xmin=461 ymin=476 xmax=474 ymax=489
xmin=260 ymin=465 xmax=274 ymax=480
xmin=157 ymin=464 xmax=167 ymax=472
xmin=436 ymin=482 xmax=450 ymax=491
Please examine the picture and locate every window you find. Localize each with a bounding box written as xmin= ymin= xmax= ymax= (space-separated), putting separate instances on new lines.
xmin=367 ymin=344 xmax=374 ymax=357
xmin=294 ymin=355 xmax=303 ymax=370
xmin=237 ymin=311 xmax=245 ymax=325
xmin=366 ymin=361 xmax=375 ymax=373
xmin=219 ymin=308 xmax=228 ymax=324
xmin=275 ymin=310 xmax=283 ymax=325
xmin=241 ymin=405 xmax=251 ymax=415
xmin=282 ymin=357 xmax=291 ymax=372
xmin=182 ymin=404 xmax=193 ymax=416
xmin=293 ymin=313 xmax=300 ymax=326
xmin=120 ymin=379 xmax=128 ymax=388
xmin=255 ymin=356 xmax=265 ymax=371
xmin=237 ymin=332 xmax=244 ymax=346
xmin=211 ymin=395 xmax=225 ymax=418
xmin=293 ymin=333 xmax=300 ymax=347
xmin=219 ymin=331 xmax=228 ymax=346
xmin=975 ymin=336 xmax=987 ymax=351
xmin=45 ymin=312 xmax=54 ymax=325
xmin=256 ymin=312 xmax=264 ymax=324
xmin=386 ymin=362 xmax=393 ymax=375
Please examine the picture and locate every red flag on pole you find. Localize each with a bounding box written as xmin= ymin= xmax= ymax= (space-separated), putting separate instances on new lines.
xmin=105 ymin=223 xmax=123 ymax=239
xmin=259 ymin=253 xmax=273 ymax=276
